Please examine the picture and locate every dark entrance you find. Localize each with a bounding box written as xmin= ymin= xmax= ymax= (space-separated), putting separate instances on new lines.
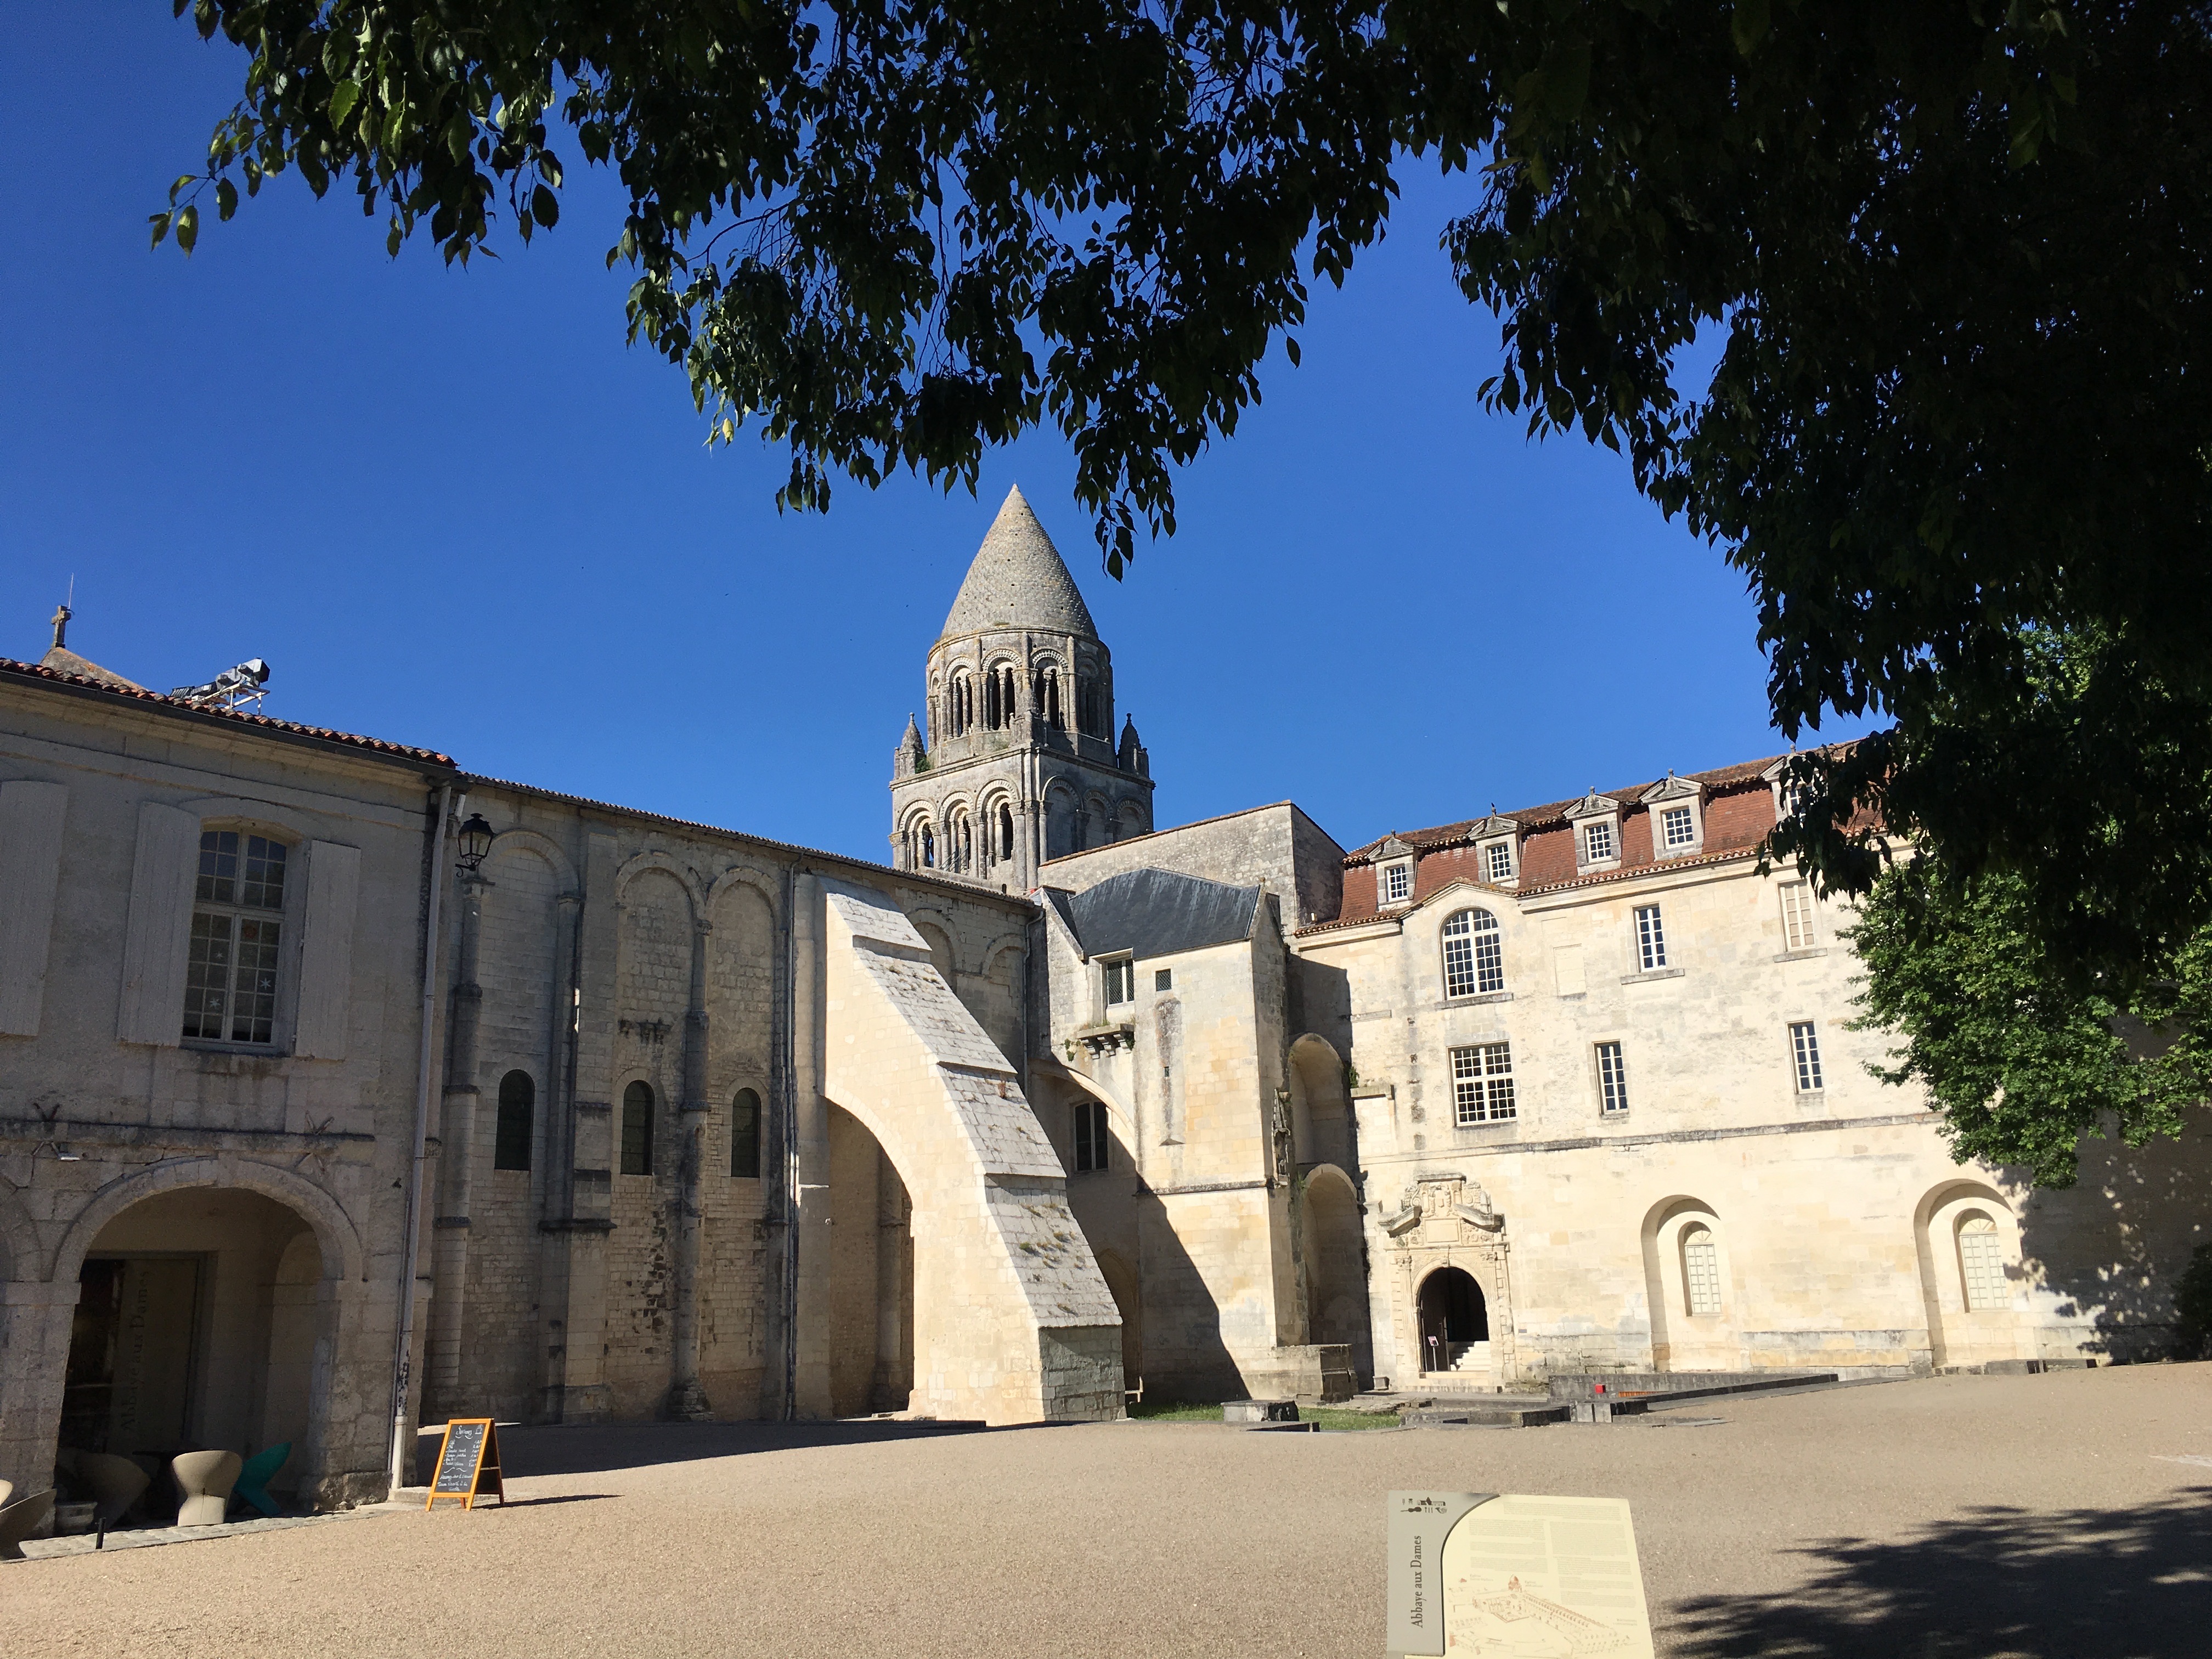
xmin=1416 ymin=1266 xmax=1488 ymax=1372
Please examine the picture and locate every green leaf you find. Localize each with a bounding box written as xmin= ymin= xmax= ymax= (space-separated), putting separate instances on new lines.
xmin=1732 ymin=0 xmax=1770 ymax=55
xmin=330 ymin=81 xmax=361 ymax=125
xmin=148 ymin=211 xmax=171 ymax=250
xmin=216 ymin=178 xmax=238 ymax=221
xmin=532 ymin=184 xmax=559 ymax=228
xmin=174 ymin=204 xmax=199 ymax=255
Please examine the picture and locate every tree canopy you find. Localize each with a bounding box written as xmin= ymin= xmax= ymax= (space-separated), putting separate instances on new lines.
xmin=163 ymin=5 xmax=2212 ymax=1045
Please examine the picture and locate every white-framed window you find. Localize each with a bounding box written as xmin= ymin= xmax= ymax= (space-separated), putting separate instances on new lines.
xmin=1483 ymin=839 xmax=1515 ymax=884
xmin=1381 ymin=859 xmax=1413 ymax=904
xmin=1659 ymin=804 xmax=1696 ymax=851
xmin=1790 ymin=1020 xmax=1824 ymax=1091
xmin=183 ymin=829 xmax=287 ymax=1044
xmin=1073 ymin=1099 xmax=1110 ymax=1172
xmin=1451 ymin=1043 xmax=1516 ymax=1125
xmin=1956 ymin=1214 xmax=2006 ymax=1311
xmin=1681 ymin=1224 xmax=1722 ymax=1316
xmin=1442 ymin=909 xmax=1504 ymax=997
xmin=1634 ymin=904 xmax=1667 ymax=970
xmin=1780 ymin=881 xmax=1816 ymax=951
xmin=1583 ymin=819 xmax=1617 ymax=863
xmin=1596 ymin=1042 xmax=1629 ymax=1115
xmin=1103 ymin=957 xmax=1135 ymax=1007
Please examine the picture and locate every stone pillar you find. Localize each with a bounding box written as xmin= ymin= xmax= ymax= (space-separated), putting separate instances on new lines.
xmin=426 ymin=870 xmax=486 ymax=1414
xmin=791 ymin=872 xmax=834 ymax=1417
xmin=0 ymin=1279 xmax=79 ymax=1506
xmin=667 ymin=917 xmax=714 ymax=1419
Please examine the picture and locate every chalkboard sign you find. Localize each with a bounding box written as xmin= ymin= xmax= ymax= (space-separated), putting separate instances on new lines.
xmin=425 ymin=1418 xmax=504 ymax=1509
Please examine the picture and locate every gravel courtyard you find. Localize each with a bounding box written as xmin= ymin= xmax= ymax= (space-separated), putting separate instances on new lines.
xmin=10 ymin=1364 xmax=2211 ymax=1658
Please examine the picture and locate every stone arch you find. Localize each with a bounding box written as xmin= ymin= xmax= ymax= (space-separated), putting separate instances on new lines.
xmin=911 ymin=916 xmax=957 ymax=986
xmin=1287 ymin=1032 xmax=1351 ymax=1170
xmin=1302 ymin=1162 xmax=1372 ymax=1383
xmin=484 ymin=825 xmax=579 ymax=894
xmin=1414 ymin=1263 xmax=1488 ymax=1374
xmin=708 ymin=862 xmax=780 ymax=918
xmin=1043 ymin=780 xmax=1081 ymax=859
xmin=174 ymin=794 xmax=320 ymax=845
xmin=1915 ymin=1179 xmax=2026 ymax=1369
xmin=1045 ymin=1062 xmax=1138 ymax=1148
xmin=1116 ymin=799 xmax=1146 ymax=840
xmin=1639 ymin=1195 xmax=1731 ymax=1372
xmin=52 ymin=1156 xmax=364 ymax=1286
xmin=615 ymin=850 xmax=706 ymax=917
xmin=1094 ymin=1247 xmax=1143 ymax=1390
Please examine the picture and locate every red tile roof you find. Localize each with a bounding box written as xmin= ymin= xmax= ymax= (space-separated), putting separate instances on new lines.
xmin=0 ymin=657 xmax=457 ymax=768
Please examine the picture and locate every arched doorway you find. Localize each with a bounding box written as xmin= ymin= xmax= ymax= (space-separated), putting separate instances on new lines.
xmin=827 ymin=1104 xmax=917 ymax=1417
xmin=56 ymin=1186 xmax=329 ymax=1515
xmin=1302 ymin=1165 xmax=1373 ymax=1385
xmin=1094 ymin=1250 xmax=1143 ymax=1391
xmin=1416 ymin=1266 xmax=1489 ymax=1377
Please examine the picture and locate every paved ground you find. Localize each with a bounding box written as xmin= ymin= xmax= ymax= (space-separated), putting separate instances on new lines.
xmin=9 ymin=1363 xmax=2211 ymax=1658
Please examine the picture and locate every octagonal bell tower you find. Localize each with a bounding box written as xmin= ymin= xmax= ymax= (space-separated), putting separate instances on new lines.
xmin=890 ymin=486 xmax=1153 ymax=888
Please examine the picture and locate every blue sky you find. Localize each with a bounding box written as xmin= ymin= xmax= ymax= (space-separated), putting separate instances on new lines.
xmin=2 ymin=9 xmax=1869 ymax=865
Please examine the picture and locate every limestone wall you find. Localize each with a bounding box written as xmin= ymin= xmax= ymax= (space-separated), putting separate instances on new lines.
xmin=1041 ymin=803 xmax=1344 ymax=928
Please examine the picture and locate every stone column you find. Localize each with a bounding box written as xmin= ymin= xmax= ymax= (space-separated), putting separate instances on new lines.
xmin=0 ymin=1280 xmax=79 ymax=1505
xmin=791 ymin=871 xmax=833 ymax=1418
xmin=667 ymin=916 xmax=714 ymax=1419
xmin=426 ymin=870 xmax=486 ymax=1414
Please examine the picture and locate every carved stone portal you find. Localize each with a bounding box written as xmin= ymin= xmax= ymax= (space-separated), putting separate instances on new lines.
xmin=1383 ymin=1173 xmax=1516 ymax=1387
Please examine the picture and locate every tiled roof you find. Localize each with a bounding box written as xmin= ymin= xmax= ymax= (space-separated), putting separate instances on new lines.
xmin=1293 ymin=843 xmax=1767 ymax=938
xmin=0 ymin=657 xmax=457 ymax=768
xmin=939 ymin=484 xmax=1098 ymax=641
xmin=1341 ymin=753 xmax=1788 ymax=865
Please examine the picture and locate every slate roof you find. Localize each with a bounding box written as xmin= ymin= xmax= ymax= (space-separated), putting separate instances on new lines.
xmin=940 ymin=484 xmax=1098 ymax=641
xmin=0 ymin=657 xmax=457 ymax=768
xmin=1052 ymin=866 xmax=1260 ymax=960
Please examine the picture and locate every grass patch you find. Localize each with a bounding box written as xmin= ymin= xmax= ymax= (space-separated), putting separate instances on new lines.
xmin=1126 ymin=1402 xmax=1401 ymax=1430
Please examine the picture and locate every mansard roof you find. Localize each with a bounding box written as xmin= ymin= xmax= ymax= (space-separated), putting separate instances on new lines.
xmin=940 ymin=484 xmax=1098 ymax=642
xmin=1049 ymin=866 xmax=1260 ymax=961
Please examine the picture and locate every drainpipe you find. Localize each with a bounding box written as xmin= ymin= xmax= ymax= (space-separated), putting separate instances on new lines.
xmin=426 ymin=861 xmax=488 ymax=1413
xmin=389 ymin=782 xmax=458 ymax=1496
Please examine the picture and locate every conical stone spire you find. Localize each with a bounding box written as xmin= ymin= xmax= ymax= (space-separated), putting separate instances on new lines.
xmin=939 ymin=484 xmax=1097 ymax=641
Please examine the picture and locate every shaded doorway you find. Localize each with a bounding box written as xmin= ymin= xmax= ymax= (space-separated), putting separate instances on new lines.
xmin=1416 ymin=1266 xmax=1489 ymax=1375
xmin=54 ymin=1188 xmax=325 ymax=1509
xmin=1301 ymin=1166 xmax=1373 ymax=1385
xmin=827 ymin=1104 xmax=916 ymax=1417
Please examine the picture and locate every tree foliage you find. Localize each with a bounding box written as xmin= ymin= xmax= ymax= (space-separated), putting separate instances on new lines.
xmin=160 ymin=3 xmax=2212 ymax=989
xmin=1853 ymin=855 xmax=2212 ymax=1187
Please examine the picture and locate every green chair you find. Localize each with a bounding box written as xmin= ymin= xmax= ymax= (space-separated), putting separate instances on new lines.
xmin=232 ymin=1442 xmax=290 ymax=1519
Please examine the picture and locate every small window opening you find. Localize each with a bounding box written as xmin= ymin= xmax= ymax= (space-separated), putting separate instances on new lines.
xmin=494 ymin=1070 xmax=534 ymax=1170
xmin=730 ymin=1087 xmax=762 ymax=1179
xmin=1790 ymin=1021 xmax=1824 ymax=1091
xmin=1596 ymin=1042 xmax=1629 ymax=1115
xmin=1634 ymin=904 xmax=1668 ymax=970
xmin=1073 ymin=1099 xmax=1109 ymax=1172
xmin=621 ymin=1080 xmax=654 ymax=1176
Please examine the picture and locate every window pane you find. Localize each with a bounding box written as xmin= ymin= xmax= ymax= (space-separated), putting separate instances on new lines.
xmin=1154 ymin=968 xmax=1173 ymax=992
xmin=1584 ymin=821 xmax=1615 ymax=861
xmin=731 ymin=1088 xmax=761 ymax=1178
xmin=1791 ymin=1022 xmax=1824 ymax=1091
xmin=229 ymin=916 xmax=281 ymax=1043
xmin=495 ymin=1071 xmax=535 ymax=1171
xmin=1635 ymin=905 xmax=1667 ymax=970
xmin=1598 ymin=1042 xmax=1629 ymax=1114
xmin=1958 ymin=1217 xmax=2005 ymax=1311
xmin=1683 ymin=1228 xmax=1722 ymax=1316
xmin=1385 ymin=863 xmax=1410 ymax=902
xmin=622 ymin=1081 xmax=654 ymax=1175
xmin=197 ymin=830 xmax=238 ymax=904
xmin=240 ymin=836 xmax=287 ymax=910
xmin=1781 ymin=882 xmax=1814 ymax=952
xmin=1661 ymin=805 xmax=1695 ymax=849
xmin=1481 ymin=1042 xmax=1516 ymax=1120
xmin=183 ymin=910 xmax=234 ymax=1039
xmin=1485 ymin=842 xmax=1512 ymax=883
xmin=1471 ymin=911 xmax=1504 ymax=994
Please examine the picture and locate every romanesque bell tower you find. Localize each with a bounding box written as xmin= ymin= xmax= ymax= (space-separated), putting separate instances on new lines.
xmin=890 ymin=485 xmax=1152 ymax=888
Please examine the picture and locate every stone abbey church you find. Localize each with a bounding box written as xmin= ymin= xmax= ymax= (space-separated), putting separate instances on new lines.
xmin=3 ymin=487 xmax=2208 ymax=1509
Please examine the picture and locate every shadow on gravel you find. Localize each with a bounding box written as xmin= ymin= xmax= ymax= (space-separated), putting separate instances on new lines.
xmin=1669 ymin=1494 xmax=2212 ymax=1658
xmin=414 ymin=1419 xmax=1044 ymax=1482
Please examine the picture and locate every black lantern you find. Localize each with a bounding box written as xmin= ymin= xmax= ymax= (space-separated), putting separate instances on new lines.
xmin=456 ymin=811 xmax=494 ymax=871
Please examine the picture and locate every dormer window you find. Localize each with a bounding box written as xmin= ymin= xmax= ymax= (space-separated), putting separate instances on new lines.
xmin=1383 ymin=861 xmax=1412 ymax=904
xmin=1483 ymin=839 xmax=1515 ymax=884
xmin=1566 ymin=793 xmax=1622 ymax=872
xmin=1468 ymin=814 xmax=1519 ymax=887
xmin=1641 ymin=773 xmax=1706 ymax=859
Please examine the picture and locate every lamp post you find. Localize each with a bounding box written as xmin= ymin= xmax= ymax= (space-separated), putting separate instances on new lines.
xmin=456 ymin=812 xmax=493 ymax=872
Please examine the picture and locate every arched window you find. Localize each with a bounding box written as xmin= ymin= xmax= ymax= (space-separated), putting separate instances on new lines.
xmin=920 ymin=825 xmax=936 ymax=868
xmin=1957 ymin=1214 xmax=2006 ymax=1311
xmin=997 ymin=665 xmax=1018 ymax=727
xmin=494 ymin=1070 xmax=534 ymax=1171
xmin=620 ymin=1080 xmax=654 ymax=1176
xmin=184 ymin=828 xmax=290 ymax=1044
xmin=1681 ymin=1224 xmax=1722 ymax=1316
xmin=1442 ymin=909 xmax=1503 ymax=997
xmin=730 ymin=1087 xmax=762 ymax=1180
xmin=998 ymin=804 xmax=1015 ymax=861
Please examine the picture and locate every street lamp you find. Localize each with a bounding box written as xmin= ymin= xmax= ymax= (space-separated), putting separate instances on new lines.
xmin=456 ymin=811 xmax=494 ymax=872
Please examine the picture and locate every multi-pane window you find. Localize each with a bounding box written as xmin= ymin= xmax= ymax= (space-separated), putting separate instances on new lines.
xmin=1073 ymin=1099 xmax=1110 ymax=1172
xmin=1780 ymin=881 xmax=1816 ymax=952
xmin=1957 ymin=1215 xmax=2006 ymax=1311
xmin=1596 ymin=1042 xmax=1629 ymax=1115
xmin=183 ymin=830 xmax=286 ymax=1044
xmin=1442 ymin=909 xmax=1504 ymax=998
xmin=620 ymin=1081 xmax=654 ymax=1175
xmin=494 ymin=1070 xmax=534 ymax=1171
xmin=1682 ymin=1225 xmax=1722 ymax=1316
xmin=730 ymin=1087 xmax=762 ymax=1179
xmin=1660 ymin=805 xmax=1696 ymax=850
xmin=1103 ymin=958 xmax=1135 ymax=1006
xmin=1451 ymin=1043 xmax=1517 ymax=1125
xmin=1154 ymin=968 xmax=1173 ymax=992
xmin=1634 ymin=904 xmax=1668 ymax=970
xmin=1484 ymin=840 xmax=1514 ymax=883
xmin=1790 ymin=1021 xmax=1825 ymax=1091
xmin=1383 ymin=861 xmax=1412 ymax=904
xmin=1583 ymin=820 xmax=1616 ymax=862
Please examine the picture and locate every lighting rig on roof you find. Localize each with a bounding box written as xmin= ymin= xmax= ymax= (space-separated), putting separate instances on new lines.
xmin=168 ymin=657 xmax=272 ymax=714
